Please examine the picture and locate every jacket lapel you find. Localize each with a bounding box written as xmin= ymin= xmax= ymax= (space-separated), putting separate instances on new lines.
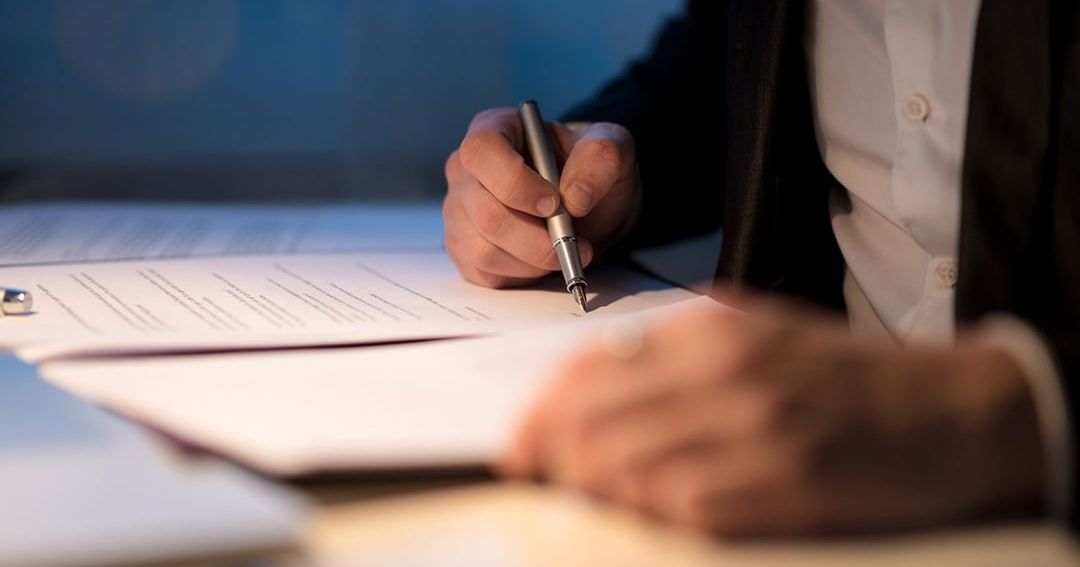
xmin=720 ymin=0 xmax=795 ymax=281
xmin=718 ymin=0 xmax=845 ymax=308
xmin=956 ymin=0 xmax=1057 ymax=321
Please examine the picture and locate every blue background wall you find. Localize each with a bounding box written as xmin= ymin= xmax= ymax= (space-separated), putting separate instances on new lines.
xmin=0 ymin=0 xmax=680 ymax=197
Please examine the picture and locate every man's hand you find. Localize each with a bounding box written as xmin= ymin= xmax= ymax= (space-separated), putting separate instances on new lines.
xmin=443 ymin=108 xmax=641 ymax=288
xmin=501 ymin=294 xmax=1046 ymax=537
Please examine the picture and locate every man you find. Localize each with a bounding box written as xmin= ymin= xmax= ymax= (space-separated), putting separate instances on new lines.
xmin=442 ymin=0 xmax=1077 ymax=536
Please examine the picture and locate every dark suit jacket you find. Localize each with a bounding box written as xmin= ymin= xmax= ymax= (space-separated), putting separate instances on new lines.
xmin=564 ymin=0 xmax=1079 ymax=526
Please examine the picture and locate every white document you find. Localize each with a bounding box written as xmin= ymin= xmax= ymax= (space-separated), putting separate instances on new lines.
xmin=41 ymin=297 xmax=721 ymax=477
xmin=0 ymin=252 xmax=695 ymax=361
xmin=0 ymin=201 xmax=443 ymax=266
xmin=0 ymin=354 xmax=307 ymax=567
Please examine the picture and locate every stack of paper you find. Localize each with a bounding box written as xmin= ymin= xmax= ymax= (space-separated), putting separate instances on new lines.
xmin=0 ymin=252 xmax=693 ymax=362
xmin=40 ymin=298 xmax=715 ymax=476
xmin=0 ymin=201 xmax=706 ymax=478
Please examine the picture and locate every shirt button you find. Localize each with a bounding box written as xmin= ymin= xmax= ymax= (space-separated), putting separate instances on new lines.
xmin=935 ymin=259 xmax=958 ymax=288
xmin=903 ymin=94 xmax=931 ymax=123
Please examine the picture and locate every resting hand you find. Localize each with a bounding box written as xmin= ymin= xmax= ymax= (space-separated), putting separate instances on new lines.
xmin=501 ymin=294 xmax=1045 ymax=537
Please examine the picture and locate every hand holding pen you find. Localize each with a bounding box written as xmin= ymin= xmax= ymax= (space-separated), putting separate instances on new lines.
xmin=442 ymin=104 xmax=642 ymax=303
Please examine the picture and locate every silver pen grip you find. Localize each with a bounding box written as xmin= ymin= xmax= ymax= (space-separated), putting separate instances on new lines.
xmin=553 ymin=235 xmax=586 ymax=291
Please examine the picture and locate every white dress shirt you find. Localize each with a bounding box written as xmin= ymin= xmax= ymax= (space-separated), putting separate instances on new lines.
xmin=806 ymin=0 xmax=1072 ymax=520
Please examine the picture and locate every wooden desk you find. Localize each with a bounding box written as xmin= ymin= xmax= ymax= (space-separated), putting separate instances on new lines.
xmin=293 ymin=481 xmax=1080 ymax=566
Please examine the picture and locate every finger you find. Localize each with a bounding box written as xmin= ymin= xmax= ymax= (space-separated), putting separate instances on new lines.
xmin=443 ymin=196 xmax=552 ymax=280
xmin=540 ymin=311 xmax=769 ymax=488
xmin=575 ymin=392 xmax=714 ymax=504
xmin=443 ymin=198 xmax=545 ymax=289
xmin=641 ymin=440 xmax=805 ymax=538
xmin=539 ymin=345 xmax=692 ymax=486
xmin=635 ymin=441 xmax=744 ymax=534
xmin=499 ymin=347 xmax=620 ymax=479
xmin=557 ymin=122 xmax=636 ymax=217
xmin=510 ymin=315 xmax=700 ymax=481
xmin=581 ymin=383 xmax=787 ymax=508
xmin=502 ymin=307 xmax=745 ymax=480
xmin=458 ymin=108 xmax=561 ymax=218
xmin=577 ymin=393 xmax=720 ymax=501
xmin=453 ymin=172 xmax=593 ymax=271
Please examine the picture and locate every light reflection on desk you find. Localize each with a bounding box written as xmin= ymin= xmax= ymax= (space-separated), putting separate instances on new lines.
xmin=302 ymin=482 xmax=1080 ymax=567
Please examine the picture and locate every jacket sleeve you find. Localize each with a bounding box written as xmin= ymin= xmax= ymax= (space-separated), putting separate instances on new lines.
xmin=1040 ymin=331 xmax=1080 ymax=528
xmin=561 ymin=0 xmax=728 ymax=252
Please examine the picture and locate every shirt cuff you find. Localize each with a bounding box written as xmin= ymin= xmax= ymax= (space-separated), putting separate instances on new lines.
xmin=973 ymin=315 xmax=1074 ymax=523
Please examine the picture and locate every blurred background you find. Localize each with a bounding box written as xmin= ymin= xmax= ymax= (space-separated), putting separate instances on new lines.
xmin=0 ymin=0 xmax=681 ymax=202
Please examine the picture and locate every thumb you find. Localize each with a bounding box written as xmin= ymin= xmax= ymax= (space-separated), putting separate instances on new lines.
xmin=554 ymin=122 xmax=637 ymax=218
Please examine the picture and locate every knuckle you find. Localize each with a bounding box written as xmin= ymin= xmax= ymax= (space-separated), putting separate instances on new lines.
xmin=442 ymin=208 xmax=463 ymax=251
xmin=444 ymin=235 xmax=460 ymax=264
xmin=584 ymin=137 xmax=623 ymax=171
xmin=458 ymin=130 xmax=497 ymax=173
xmin=445 ymin=237 xmax=468 ymax=272
xmin=605 ymin=123 xmax=636 ymax=158
xmin=441 ymin=195 xmax=454 ymax=223
xmin=499 ymin=162 xmax=535 ymax=204
xmin=444 ymin=150 xmax=461 ymax=181
xmin=474 ymin=198 xmax=512 ymax=240
xmin=470 ymin=239 xmax=501 ymax=271
xmin=595 ymin=121 xmax=633 ymax=142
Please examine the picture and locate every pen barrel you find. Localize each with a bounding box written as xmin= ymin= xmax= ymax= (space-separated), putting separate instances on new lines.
xmin=520 ymin=100 xmax=587 ymax=293
xmin=520 ymin=101 xmax=561 ymax=187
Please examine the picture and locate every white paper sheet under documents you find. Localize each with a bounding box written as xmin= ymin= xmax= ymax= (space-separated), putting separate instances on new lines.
xmin=0 ymin=354 xmax=306 ymax=567
xmin=41 ymin=297 xmax=721 ymax=477
xmin=0 ymin=201 xmax=443 ymax=266
xmin=0 ymin=251 xmax=694 ymax=362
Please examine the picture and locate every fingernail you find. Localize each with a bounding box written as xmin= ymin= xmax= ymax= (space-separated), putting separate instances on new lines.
xmin=564 ymin=183 xmax=594 ymax=213
xmin=536 ymin=195 xmax=557 ymax=217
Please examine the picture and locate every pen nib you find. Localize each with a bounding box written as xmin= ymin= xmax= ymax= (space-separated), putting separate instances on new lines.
xmin=571 ymin=285 xmax=588 ymax=313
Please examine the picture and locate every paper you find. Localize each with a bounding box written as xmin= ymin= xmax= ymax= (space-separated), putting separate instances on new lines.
xmin=0 ymin=354 xmax=306 ymax=567
xmin=0 ymin=201 xmax=444 ymax=266
xmin=0 ymin=251 xmax=696 ymax=361
xmin=41 ymin=297 xmax=720 ymax=476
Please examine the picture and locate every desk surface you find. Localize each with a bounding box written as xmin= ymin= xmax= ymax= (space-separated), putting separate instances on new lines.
xmin=293 ymin=480 xmax=1080 ymax=567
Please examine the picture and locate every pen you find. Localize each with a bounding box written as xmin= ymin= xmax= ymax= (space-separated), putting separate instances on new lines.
xmin=519 ymin=100 xmax=589 ymax=313
xmin=0 ymin=287 xmax=32 ymax=316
